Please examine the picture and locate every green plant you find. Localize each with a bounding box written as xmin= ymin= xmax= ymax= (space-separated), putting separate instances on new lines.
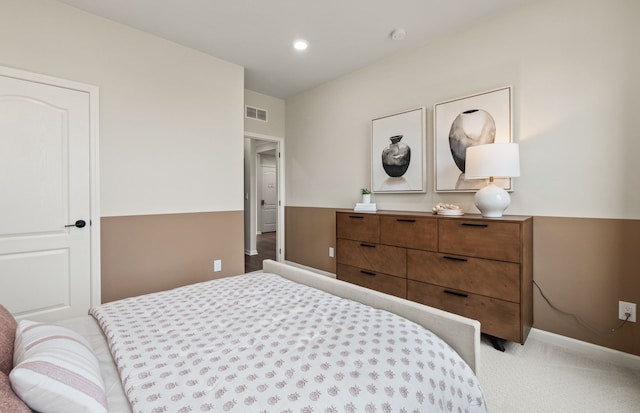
xmin=361 ymin=188 xmax=371 ymax=195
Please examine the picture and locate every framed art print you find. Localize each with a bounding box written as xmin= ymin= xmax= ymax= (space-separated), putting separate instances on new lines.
xmin=434 ymin=86 xmax=513 ymax=192
xmin=371 ymin=107 xmax=425 ymax=193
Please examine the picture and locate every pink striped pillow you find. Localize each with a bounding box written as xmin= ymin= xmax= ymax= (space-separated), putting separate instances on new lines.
xmin=9 ymin=320 xmax=107 ymax=413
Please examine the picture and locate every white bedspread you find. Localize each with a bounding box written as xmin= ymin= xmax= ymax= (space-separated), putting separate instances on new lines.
xmin=90 ymin=272 xmax=486 ymax=413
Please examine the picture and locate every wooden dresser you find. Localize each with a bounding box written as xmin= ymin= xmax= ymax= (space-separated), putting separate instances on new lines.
xmin=336 ymin=210 xmax=533 ymax=346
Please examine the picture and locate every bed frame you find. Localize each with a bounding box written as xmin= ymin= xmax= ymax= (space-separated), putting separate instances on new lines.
xmin=263 ymin=259 xmax=481 ymax=373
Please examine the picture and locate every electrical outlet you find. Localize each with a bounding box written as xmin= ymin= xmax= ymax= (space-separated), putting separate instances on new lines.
xmin=329 ymin=247 xmax=334 ymax=258
xmin=214 ymin=259 xmax=222 ymax=272
xmin=618 ymin=301 xmax=636 ymax=322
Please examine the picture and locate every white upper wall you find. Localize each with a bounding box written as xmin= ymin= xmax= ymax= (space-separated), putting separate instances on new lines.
xmin=244 ymin=89 xmax=285 ymax=138
xmin=0 ymin=0 xmax=244 ymax=217
xmin=285 ymin=0 xmax=640 ymax=219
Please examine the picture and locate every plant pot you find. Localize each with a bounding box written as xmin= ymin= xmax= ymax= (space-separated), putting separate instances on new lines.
xmin=362 ymin=194 xmax=371 ymax=204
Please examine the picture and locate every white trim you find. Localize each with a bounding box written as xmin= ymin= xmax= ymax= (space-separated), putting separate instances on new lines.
xmin=529 ymin=328 xmax=640 ymax=370
xmin=244 ymin=132 xmax=285 ymax=262
xmin=0 ymin=65 xmax=101 ymax=306
xmin=245 ymin=249 xmax=258 ymax=256
xmin=88 ymin=84 xmax=101 ymax=307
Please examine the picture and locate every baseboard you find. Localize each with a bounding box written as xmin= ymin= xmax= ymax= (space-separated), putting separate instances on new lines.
xmin=530 ymin=328 xmax=640 ymax=370
xmin=282 ymin=260 xmax=337 ymax=279
xmin=244 ymin=249 xmax=258 ymax=256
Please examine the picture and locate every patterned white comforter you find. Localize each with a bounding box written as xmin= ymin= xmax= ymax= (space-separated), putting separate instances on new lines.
xmin=90 ymin=272 xmax=487 ymax=413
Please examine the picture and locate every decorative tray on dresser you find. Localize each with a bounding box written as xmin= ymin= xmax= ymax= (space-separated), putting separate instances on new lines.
xmin=336 ymin=209 xmax=533 ymax=350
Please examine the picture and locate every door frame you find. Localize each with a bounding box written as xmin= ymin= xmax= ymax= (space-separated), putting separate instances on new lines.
xmin=0 ymin=65 xmax=101 ymax=305
xmin=244 ymin=132 xmax=284 ymax=262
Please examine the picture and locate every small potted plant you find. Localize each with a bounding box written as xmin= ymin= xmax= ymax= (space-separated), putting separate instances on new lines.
xmin=361 ymin=188 xmax=372 ymax=204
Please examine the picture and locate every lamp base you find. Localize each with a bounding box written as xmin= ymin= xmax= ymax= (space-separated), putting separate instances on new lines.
xmin=474 ymin=182 xmax=511 ymax=218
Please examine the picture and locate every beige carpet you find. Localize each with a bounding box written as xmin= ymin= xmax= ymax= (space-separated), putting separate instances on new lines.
xmin=478 ymin=333 xmax=640 ymax=413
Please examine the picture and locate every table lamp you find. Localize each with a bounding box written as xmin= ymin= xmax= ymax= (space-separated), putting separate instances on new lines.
xmin=465 ymin=143 xmax=520 ymax=218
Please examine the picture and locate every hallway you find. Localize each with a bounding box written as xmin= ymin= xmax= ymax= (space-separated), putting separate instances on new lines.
xmin=244 ymin=232 xmax=276 ymax=273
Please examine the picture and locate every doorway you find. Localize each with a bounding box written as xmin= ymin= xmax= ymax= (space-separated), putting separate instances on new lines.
xmin=260 ymin=161 xmax=277 ymax=233
xmin=243 ymin=133 xmax=284 ymax=273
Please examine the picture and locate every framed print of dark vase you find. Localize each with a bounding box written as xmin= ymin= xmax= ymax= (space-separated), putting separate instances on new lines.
xmin=371 ymin=107 xmax=425 ymax=193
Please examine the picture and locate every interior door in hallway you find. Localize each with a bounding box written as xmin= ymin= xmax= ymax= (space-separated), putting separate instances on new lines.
xmin=260 ymin=164 xmax=277 ymax=233
xmin=0 ymin=72 xmax=92 ymax=321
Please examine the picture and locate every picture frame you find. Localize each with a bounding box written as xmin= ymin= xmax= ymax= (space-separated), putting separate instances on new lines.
xmin=371 ymin=107 xmax=426 ymax=193
xmin=434 ymin=86 xmax=513 ymax=192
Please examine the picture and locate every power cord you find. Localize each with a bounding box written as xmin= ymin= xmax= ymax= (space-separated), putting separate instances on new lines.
xmin=533 ymin=280 xmax=630 ymax=336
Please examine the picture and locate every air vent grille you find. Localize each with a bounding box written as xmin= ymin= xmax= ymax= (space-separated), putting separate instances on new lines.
xmin=245 ymin=105 xmax=268 ymax=122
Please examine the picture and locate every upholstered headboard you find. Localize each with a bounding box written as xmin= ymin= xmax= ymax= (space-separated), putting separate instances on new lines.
xmin=262 ymin=259 xmax=481 ymax=373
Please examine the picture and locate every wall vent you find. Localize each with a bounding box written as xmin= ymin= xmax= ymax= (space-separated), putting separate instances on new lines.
xmin=245 ymin=105 xmax=268 ymax=122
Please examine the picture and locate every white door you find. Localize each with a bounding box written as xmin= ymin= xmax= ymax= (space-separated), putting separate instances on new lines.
xmin=0 ymin=73 xmax=92 ymax=321
xmin=260 ymin=165 xmax=277 ymax=233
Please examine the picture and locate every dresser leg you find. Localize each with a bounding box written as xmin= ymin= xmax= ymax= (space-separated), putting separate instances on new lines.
xmin=486 ymin=334 xmax=506 ymax=352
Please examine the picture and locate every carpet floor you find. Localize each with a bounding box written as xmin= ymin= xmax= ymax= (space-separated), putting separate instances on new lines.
xmin=478 ymin=334 xmax=640 ymax=412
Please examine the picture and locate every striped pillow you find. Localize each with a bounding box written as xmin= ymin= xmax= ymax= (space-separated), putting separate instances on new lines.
xmin=9 ymin=320 xmax=107 ymax=413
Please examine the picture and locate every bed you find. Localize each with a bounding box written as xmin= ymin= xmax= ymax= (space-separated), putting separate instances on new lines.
xmin=1 ymin=260 xmax=486 ymax=412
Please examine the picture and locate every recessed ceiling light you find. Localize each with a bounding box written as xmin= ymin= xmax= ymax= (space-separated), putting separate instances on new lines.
xmin=293 ymin=39 xmax=308 ymax=51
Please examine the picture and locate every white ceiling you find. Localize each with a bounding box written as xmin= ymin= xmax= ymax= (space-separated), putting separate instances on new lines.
xmin=57 ymin=0 xmax=533 ymax=99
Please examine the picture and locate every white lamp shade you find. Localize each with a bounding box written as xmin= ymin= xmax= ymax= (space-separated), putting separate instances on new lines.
xmin=465 ymin=143 xmax=520 ymax=179
xmin=465 ymin=143 xmax=520 ymax=218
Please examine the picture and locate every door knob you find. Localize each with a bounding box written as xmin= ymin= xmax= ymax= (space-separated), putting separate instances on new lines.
xmin=65 ymin=220 xmax=86 ymax=228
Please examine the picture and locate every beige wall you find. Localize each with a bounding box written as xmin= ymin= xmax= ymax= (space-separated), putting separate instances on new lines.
xmin=244 ymin=89 xmax=286 ymax=137
xmin=0 ymin=0 xmax=245 ymax=217
xmin=0 ymin=0 xmax=245 ymax=300
xmin=533 ymin=217 xmax=639 ymax=355
xmin=285 ymin=207 xmax=336 ymax=272
xmin=101 ymin=212 xmax=244 ymax=303
xmin=285 ymin=0 xmax=639 ymax=219
xmin=283 ymin=0 xmax=640 ymax=355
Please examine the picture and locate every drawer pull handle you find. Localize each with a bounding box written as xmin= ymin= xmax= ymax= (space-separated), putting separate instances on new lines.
xmin=444 ymin=290 xmax=469 ymax=298
xmin=461 ymin=223 xmax=489 ymax=228
xmin=360 ymin=270 xmax=376 ymax=276
xmin=443 ymin=255 xmax=468 ymax=262
xmin=348 ymin=215 xmax=365 ymax=219
xmin=396 ymin=219 xmax=416 ymax=223
xmin=360 ymin=243 xmax=376 ymax=248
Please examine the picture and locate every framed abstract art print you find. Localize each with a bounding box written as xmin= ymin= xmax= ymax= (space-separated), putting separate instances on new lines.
xmin=434 ymin=86 xmax=513 ymax=192
xmin=371 ymin=107 xmax=426 ymax=193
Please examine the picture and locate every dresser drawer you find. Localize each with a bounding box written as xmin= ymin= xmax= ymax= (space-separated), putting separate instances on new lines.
xmin=336 ymin=212 xmax=379 ymax=243
xmin=337 ymin=264 xmax=407 ymax=298
xmin=407 ymin=250 xmax=520 ymax=302
xmin=439 ymin=219 xmax=521 ymax=262
xmin=408 ymin=280 xmax=522 ymax=343
xmin=380 ymin=215 xmax=437 ymax=251
xmin=336 ymin=239 xmax=406 ymax=277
